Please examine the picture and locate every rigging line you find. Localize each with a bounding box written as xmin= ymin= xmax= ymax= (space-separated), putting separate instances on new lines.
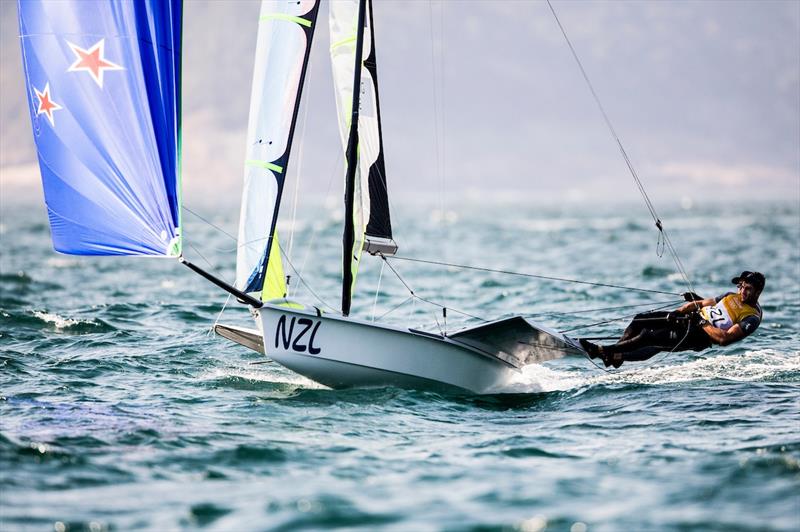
xmin=183 ymin=206 xmax=237 ymax=242
xmin=662 ymin=229 xmax=696 ymax=293
xmin=559 ymin=301 xmax=677 ymax=334
xmin=276 ymin=240 xmax=339 ymax=314
xmin=546 ymin=1 xmax=658 ymax=222
xmin=427 ymin=0 xmax=449 ymax=309
xmin=431 ymin=309 xmax=444 ymax=336
xmin=387 ymin=255 xmax=680 ymax=296
xmin=186 ymin=199 xmax=332 ymax=313
xmin=545 ymin=0 xmax=695 ymax=296
xmin=377 ymin=295 xmax=414 ymax=320
xmin=209 ymin=237 xmax=269 ymax=254
xmin=663 ymin=316 xmax=695 ymax=360
xmin=413 ymin=294 xmax=487 ymax=322
xmin=211 ymin=293 xmax=233 ymax=335
xmin=634 ymin=321 xmax=693 ymax=370
xmin=288 ymin=55 xmax=314 ymax=263
xmin=440 ymin=0 xmax=447 ymax=208
xmin=372 ymin=259 xmax=386 ymax=322
xmin=428 ymin=0 xmax=448 ymax=307
xmin=440 ymin=0 xmax=448 ymax=287
xmin=183 ymin=205 xmax=279 ymax=258
xmin=378 ymin=253 xmax=415 ymax=295
xmin=293 ymin=147 xmax=342 ymax=297
xmin=585 ymin=353 xmax=615 ymax=373
xmin=526 ymin=299 xmax=683 ymax=318
xmin=378 ymin=254 xmax=487 ymax=323
xmin=181 ymin=208 xmax=272 ymax=254
xmin=516 ymin=340 xmax=583 ymax=354
xmin=428 ymin=0 xmax=442 ymax=205
xmin=185 ymin=241 xmax=224 ymax=278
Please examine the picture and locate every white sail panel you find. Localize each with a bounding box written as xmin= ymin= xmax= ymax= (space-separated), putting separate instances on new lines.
xmin=236 ymin=0 xmax=318 ymax=296
xmin=330 ymin=0 xmax=382 ymax=309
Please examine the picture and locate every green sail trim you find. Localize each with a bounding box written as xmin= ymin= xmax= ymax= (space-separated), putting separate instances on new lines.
xmin=261 ymin=230 xmax=287 ymax=302
xmin=246 ymin=159 xmax=284 ymax=174
xmin=330 ymin=34 xmax=356 ymax=51
xmin=167 ymin=230 xmax=182 ymax=257
xmin=260 ymin=13 xmax=313 ymax=27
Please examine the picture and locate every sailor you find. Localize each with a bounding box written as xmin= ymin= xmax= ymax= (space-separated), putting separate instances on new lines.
xmin=580 ymin=271 xmax=765 ymax=368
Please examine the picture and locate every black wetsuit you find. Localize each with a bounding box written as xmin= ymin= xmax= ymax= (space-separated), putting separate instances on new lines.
xmin=604 ymin=311 xmax=712 ymax=361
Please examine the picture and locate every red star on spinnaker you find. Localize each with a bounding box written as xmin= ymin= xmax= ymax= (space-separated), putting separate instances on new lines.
xmin=66 ymin=39 xmax=124 ymax=88
xmin=34 ymin=83 xmax=63 ymax=127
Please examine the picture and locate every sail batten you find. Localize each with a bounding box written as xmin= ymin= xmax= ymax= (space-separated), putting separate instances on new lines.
xmin=235 ymin=0 xmax=320 ymax=298
xmin=246 ymin=159 xmax=284 ymax=174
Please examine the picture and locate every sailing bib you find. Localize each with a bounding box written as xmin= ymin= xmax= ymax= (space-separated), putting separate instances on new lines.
xmin=700 ymin=293 xmax=761 ymax=335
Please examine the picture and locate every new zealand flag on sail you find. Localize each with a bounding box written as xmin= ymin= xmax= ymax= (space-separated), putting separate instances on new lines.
xmin=18 ymin=0 xmax=182 ymax=256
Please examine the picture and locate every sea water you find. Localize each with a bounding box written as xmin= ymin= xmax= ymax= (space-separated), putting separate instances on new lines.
xmin=1 ymin=197 xmax=798 ymax=531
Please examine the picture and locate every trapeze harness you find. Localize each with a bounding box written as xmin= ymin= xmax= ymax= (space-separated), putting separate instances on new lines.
xmin=699 ymin=292 xmax=762 ymax=337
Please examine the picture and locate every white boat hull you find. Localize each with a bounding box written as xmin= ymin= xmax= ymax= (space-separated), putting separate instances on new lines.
xmin=256 ymin=305 xmax=516 ymax=393
xmin=219 ymin=302 xmax=581 ymax=394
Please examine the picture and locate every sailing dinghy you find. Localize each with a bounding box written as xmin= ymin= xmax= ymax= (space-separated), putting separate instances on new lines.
xmin=215 ymin=0 xmax=584 ymax=393
xmin=18 ymin=0 xmax=601 ymax=394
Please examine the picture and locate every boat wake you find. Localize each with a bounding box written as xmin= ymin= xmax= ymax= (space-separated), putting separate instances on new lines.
xmin=500 ymin=349 xmax=800 ymax=394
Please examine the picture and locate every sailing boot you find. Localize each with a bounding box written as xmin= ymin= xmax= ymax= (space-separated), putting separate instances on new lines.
xmin=579 ymin=339 xmax=604 ymax=359
xmin=602 ymin=352 xmax=624 ymax=369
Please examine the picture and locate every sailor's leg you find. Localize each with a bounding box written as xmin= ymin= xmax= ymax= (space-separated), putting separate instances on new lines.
xmin=619 ymin=346 xmax=662 ymax=361
xmin=620 ymin=312 xmax=669 ymax=342
xmin=608 ymin=324 xmax=689 ymax=366
xmin=600 ymin=328 xmax=669 ymax=367
xmin=603 ymin=331 xmax=650 ymax=355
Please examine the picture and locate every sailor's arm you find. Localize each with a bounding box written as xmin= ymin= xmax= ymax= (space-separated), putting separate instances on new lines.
xmin=701 ymin=323 xmax=746 ymax=346
xmin=674 ymin=298 xmax=716 ymax=314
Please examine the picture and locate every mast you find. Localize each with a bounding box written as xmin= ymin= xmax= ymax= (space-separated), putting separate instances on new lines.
xmin=340 ymin=0 xmax=367 ymax=317
xmin=236 ymin=0 xmax=321 ymax=300
xmin=331 ymin=0 xmax=396 ymax=316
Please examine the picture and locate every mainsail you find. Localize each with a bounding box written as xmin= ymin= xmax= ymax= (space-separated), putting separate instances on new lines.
xmin=18 ymin=0 xmax=182 ymax=257
xmin=236 ymin=0 xmax=321 ymax=300
xmin=330 ymin=0 xmax=395 ymax=316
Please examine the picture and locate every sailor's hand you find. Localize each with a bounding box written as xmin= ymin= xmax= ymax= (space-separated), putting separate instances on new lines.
xmin=682 ymin=291 xmax=703 ymax=302
xmin=691 ymin=314 xmax=708 ymax=328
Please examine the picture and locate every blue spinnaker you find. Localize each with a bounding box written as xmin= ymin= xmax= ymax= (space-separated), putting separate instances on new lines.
xmin=18 ymin=0 xmax=182 ymax=256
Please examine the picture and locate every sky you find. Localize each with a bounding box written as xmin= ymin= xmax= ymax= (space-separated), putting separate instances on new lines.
xmin=1 ymin=0 xmax=798 ymax=208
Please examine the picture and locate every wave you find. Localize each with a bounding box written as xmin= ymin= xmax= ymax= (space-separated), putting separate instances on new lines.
xmin=29 ymin=311 xmax=116 ymax=333
xmin=1 ymin=310 xmax=117 ymax=336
